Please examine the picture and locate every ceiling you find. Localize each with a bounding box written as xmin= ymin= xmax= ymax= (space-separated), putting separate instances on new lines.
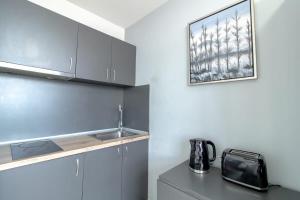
xmin=67 ymin=0 xmax=168 ymax=28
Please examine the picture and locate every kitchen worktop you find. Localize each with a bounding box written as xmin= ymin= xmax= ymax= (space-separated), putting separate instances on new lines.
xmin=158 ymin=161 xmax=300 ymax=200
xmin=0 ymin=130 xmax=149 ymax=172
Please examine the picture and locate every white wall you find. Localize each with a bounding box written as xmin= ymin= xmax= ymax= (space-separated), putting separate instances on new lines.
xmin=28 ymin=0 xmax=124 ymax=40
xmin=125 ymin=0 xmax=300 ymax=199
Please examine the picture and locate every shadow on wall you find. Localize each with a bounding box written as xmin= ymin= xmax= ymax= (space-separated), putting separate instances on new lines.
xmin=252 ymin=0 xmax=300 ymax=192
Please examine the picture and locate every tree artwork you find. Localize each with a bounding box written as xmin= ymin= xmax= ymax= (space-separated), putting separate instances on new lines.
xmin=246 ymin=19 xmax=252 ymax=68
xmin=224 ymin=18 xmax=231 ymax=72
xmin=215 ymin=18 xmax=221 ymax=74
xmin=189 ymin=0 xmax=256 ymax=84
xmin=232 ymin=10 xmax=242 ymax=71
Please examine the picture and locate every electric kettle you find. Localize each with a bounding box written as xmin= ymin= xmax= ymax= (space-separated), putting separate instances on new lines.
xmin=189 ymin=139 xmax=216 ymax=173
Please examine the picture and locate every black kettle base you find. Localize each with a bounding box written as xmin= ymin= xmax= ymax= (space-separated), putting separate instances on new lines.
xmin=189 ymin=166 xmax=209 ymax=174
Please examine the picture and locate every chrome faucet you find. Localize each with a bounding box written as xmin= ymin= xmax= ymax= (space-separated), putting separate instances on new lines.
xmin=118 ymin=104 xmax=123 ymax=130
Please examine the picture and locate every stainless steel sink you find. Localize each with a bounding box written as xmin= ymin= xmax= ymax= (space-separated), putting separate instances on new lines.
xmin=90 ymin=130 xmax=138 ymax=141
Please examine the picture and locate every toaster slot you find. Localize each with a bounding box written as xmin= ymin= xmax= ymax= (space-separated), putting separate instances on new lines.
xmin=229 ymin=149 xmax=260 ymax=159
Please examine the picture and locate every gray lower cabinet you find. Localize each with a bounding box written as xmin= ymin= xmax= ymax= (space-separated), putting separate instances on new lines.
xmin=76 ymin=25 xmax=112 ymax=83
xmin=83 ymin=140 xmax=148 ymax=200
xmin=0 ymin=0 xmax=78 ymax=75
xmin=112 ymin=38 xmax=136 ymax=86
xmin=0 ymin=154 xmax=84 ymax=200
xmin=82 ymin=145 xmax=122 ymax=200
xmin=122 ymin=140 xmax=149 ymax=200
xmin=157 ymin=180 xmax=196 ymax=200
xmin=158 ymin=162 xmax=300 ymax=200
xmin=0 ymin=140 xmax=148 ymax=200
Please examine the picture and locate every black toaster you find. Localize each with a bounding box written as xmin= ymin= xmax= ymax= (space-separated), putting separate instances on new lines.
xmin=221 ymin=149 xmax=269 ymax=191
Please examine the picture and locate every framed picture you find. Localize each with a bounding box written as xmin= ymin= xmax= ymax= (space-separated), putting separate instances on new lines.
xmin=188 ymin=0 xmax=257 ymax=85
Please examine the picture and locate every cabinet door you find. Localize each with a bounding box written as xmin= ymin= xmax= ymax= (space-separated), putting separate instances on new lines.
xmin=122 ymin=140 xmax=149 ymax=200
xmin=76 ymin=25 xmax=112 ymax=82
xmin=0 ymin=154 xmax=84 ymax=200
xmin=112 ymin=38 xmax=136 ymax=86
xmin=83 ymin=145 xmax=122 ymax=200
xmin=0 ymin=0 xmax=78 ymax=74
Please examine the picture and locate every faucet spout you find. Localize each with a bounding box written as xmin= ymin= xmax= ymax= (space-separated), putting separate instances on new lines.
xmin=118 ymin=104 xmax=123 ymax=130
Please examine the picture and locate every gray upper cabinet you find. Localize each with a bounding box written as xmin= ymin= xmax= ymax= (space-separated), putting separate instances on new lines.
xmin=112 ymin=38 xmax=136 ymax=86
xmin=0 ymin=0 xmax=78 ymax=76
xmin=76 ymin=25 xmax=112 ymax=82
xmin=122 ymin=140 xmax=149 ymax=200
xmin=83 ymin=145 xmax=122 ymax=200
xmin=0 ymin=0 xmax=136 ymax=85
xmin=76 ymin=28 xmax=136 ymax=86
xmin=0 ymin=154 xmax=84 ymax=200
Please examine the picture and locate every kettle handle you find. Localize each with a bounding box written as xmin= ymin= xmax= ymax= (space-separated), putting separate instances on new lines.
xmin=207 ymin=141 xmax=216 ymax=162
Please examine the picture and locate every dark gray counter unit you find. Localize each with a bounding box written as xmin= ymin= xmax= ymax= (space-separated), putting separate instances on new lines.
xmin=158 ymin=161 xmax=300 ymax=200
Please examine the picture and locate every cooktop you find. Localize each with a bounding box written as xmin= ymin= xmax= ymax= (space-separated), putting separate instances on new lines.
xmin=10 ymin=139 xmax=63 ymax=160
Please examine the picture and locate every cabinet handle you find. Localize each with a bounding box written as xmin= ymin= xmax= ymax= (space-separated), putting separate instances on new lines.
xmin=117 ymin=147 xmax=120 ymax=154
xmin=75 ymin=159 xmax=79 ymax=177
xmin=113 ymin=69 xmax=116 ymax=81
xmin=106 ymin=68 xmax=109 ymax=80
xmin=125 ymin=146 xmax=128 ymax=152
xmin=69 ymin=57 xmax=73 ymax=71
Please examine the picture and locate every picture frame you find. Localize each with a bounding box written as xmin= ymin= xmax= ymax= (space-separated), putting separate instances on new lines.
xmin=188 ymin=0 xmax=257 ymax=85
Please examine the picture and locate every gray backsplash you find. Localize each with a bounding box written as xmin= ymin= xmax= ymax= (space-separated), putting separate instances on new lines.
xmin=0 ymin=73 xmax=124 ymax=142
xmin=124 ymin=85 xmax=149 ymax=131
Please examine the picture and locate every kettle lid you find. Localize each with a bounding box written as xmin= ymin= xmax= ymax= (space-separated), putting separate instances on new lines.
xmin=190 ymin=138 xmax=206 ymax=143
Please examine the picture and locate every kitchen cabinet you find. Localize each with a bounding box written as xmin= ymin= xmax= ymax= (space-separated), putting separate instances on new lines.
xmin=0 ymin=0 xmax=78 ymax=77
xmin=0 ymin=154 xmax=84 ymax=200
xmin=158 ymin=161 xmax=300 ymax=200
xmin=0 ymin=139 xmax=148 ymax=200
xmin=76 ymin=25 xmax=112 ymax=83
xmin=122 ymin=140 xmax=149 ymax=200
xmin=76 ymin=26 xmax=136 ymax=86
xmin=82 ymin=145 xmax=122 ymax=200
xmin=112 ymin=38 xmax=136 ymax=86
xmin=83 ymin=140 xmax=148 ymax=200
xmin=158 ymin=180 xmax=196 ymax=200
xmin=0 ymin=0 xmax=136 ymax=84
